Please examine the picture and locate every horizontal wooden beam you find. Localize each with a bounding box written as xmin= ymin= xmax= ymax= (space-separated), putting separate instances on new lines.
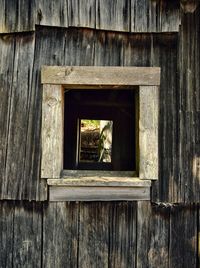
xmin=48 ymin=185 xmax=150 ymax=201
xmin=61 ymin=170 xmax=137 ymax=178
xmin=41 ymin=66 xmax=161 ymax=86
xmin=47 ymin=177 xmax=151 ymax=187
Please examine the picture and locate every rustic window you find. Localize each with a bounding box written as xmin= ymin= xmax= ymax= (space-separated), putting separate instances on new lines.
xmin=41 ymin=66 xmax=160 ymax=201
xmin=64 ymin=89 xmax=136 ymax=171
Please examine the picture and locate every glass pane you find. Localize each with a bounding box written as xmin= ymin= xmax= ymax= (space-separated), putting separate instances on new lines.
xmin=79 ymin=119 xmax=113 ymax=163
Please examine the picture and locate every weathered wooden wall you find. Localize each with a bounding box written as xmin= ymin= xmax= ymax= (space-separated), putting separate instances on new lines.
xmin=0 ymin=201 xmax=199 ymax=268
xmin=1 ymin=24 xmax=199 ymax=202
xmin=0 ymin=0 xmax=180 ymax=33
xmin=0 ymin=1 xmax=199 ymax=267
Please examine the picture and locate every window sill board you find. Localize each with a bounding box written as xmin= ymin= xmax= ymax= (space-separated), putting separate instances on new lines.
xmin=47 ymin=177 xmax=151 ymax=201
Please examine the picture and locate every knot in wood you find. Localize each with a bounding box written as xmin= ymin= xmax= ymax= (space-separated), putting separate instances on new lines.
xmin=65 ymin=67 xmax=73 ymax=76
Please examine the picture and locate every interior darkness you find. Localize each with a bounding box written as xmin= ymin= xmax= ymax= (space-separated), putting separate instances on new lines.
xmin=64 ymin=89 xmax=136 ymax=171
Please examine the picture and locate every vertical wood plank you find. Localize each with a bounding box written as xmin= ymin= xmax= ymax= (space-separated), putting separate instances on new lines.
xmin=137 ymin=201 xmax=170 ymax=268
xmin=131 ymin=0 xmax=180 ymax=32
xmin=78 ymin=202 xmax=109 ymax=268
xmin=139 ymin=86 xmax=159 ymax=180
xmin=41 ymin=84 xmax=63 ymax=178
xmin=109 ymin=202 xmax=137 ymax=268
xmin=12 ymin=202 xmax=42 ymax=268
xmin=43 ymin=202 xmax=79 ymax=268
xmin=96 ymin=0 xmax=130 ymax=32
xmin=0 ymin=201 xmax=15 ymax=268
xmin=169 ymin=205 xmax=198 ymax=268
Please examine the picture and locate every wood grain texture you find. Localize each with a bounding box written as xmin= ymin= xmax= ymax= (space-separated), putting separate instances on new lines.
xmin=137 ymin=202 xmax=170 ymax=268
xmin=41 ymin=66 xmax=161 ymax=86
xmin=96 ymin=0 xmax=130 ymax=32
xmin=47 ymin=177 xmax=151 ymax=187
xmin=0 ymin=33 xmax=47 ymax=201
xmin=49 ymin=186 xmax=150 ymax=201
xmin=139 ymin=86 xmax=159 ymax=180
xmin=108 ymin=202 xmax=137 ymax=268
xmin=0 ymin=0 xmax=180 ymax=33
xmin=169 ymin=205 xmax=198 ymax=268
xmin=1 ymin=201 xmax=199 ymax=267
xmin=177 ymin=7 xmax=200 ymax=202
xmin=61 ymin=169 xmax=137 ymax=177
xmin=0 ymin=201 xmax=42 ymax=268
xmin=43 ymin=202 xmax=79 ymax=268
xmin=131 ymin=0 xmax=180 ymax=32
xmin=78 ymin=202 xmax=109 ymax=268
xmin=0 ymin=21 xmax=199 ymax=202
xmin=41 ymin=84 xmax=63 ymax=178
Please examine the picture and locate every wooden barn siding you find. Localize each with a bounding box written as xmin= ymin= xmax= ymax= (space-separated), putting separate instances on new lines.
xmin=1 ymin=21 xmax=199 ymax=202
xmin=0 ymin=200 xmax=199 ymax=268
xmin=0 ymin=0 xmax=180 ymax=34
xmin=178 ymin=8 xmax=200 ymax=202
xmin=0 ymin=28 xmax=178 ymax=201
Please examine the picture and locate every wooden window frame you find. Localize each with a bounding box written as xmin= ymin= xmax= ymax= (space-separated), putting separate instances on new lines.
xmin=41 ymin=66 xmax=160 ymax=201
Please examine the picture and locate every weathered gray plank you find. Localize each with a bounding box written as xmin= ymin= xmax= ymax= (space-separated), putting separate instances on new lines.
xmin=0 ymin=35 xmax=16 ymax=198
xmin=139 ymin=86 xmax=159 ymax=180
xmin=0 ymin=201 xmax=42 ymax=268
xmin=68 ymin=0 xmax=96 ymax=28
xmin=37 ymin=0 xmax=68 ymax=27
xmin=62 ymin=169 xmax=137 ymax=177
xmin=131 ymin=0 xmax=180 ymax=32
xmin=0 ymin=33 xmax=47 ymax=200
xmin=47 ymin=177 xmax=151 ymax=187
xmin=177 ymin=8 xmax=200 ymax=202
xmin=0 ymin=0 xmax=36 ymax=33
xmin=78 ymin=202 xmax=109 ymax=268
xmin=0 ymin=0 xmax=180 ymax=33
xmin=137 ymin=202 xmax=170 ymax=268
xmin=108 ymin=202 xmax=137 ymax=268
xmin=49 ymin=186 xmax=150 ymax=201
xmin=41 ymin=84 xmax=63 ymax=178
xmin=0 ymin=201 xmax=15 ymax=268
xmin=43 ymin=202 xmax=79 ymax=268
xmin=96 ymin=0 xmax=130 ymax=32
xmin=41 ymin=66 xmax=161 ymax=86
xmin=169 ymin=205 xmax=198 ymax=268
xmin=12 ymin=202 xmax=42 ymax=268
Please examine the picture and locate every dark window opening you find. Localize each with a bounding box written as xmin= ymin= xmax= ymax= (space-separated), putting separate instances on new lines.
xmin=64 ymin=89 xmax=137 ymax=171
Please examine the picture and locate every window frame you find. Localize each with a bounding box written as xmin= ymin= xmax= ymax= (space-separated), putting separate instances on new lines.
xmin=41 ymin=66 xmax=160 ymax=201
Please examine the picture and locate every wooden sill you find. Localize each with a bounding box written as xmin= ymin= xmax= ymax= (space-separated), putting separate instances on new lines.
xmin=47 ymin=173 xmax=151 ymax=201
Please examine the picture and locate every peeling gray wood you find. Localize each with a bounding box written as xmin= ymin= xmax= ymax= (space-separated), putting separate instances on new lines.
xmin=41 ymin=66 xmax=161 ymax=86
xmin=49 ymin=186 xmax=150 ymax=201
xmin=139 ymin=86 xmax=159 ymax=180
xmin=41 ymin=84 xmax=63 ymax=178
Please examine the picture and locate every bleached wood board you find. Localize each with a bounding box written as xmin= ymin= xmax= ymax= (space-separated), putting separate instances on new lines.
xmin=41 ymin=66 xmax=161 ymax=86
